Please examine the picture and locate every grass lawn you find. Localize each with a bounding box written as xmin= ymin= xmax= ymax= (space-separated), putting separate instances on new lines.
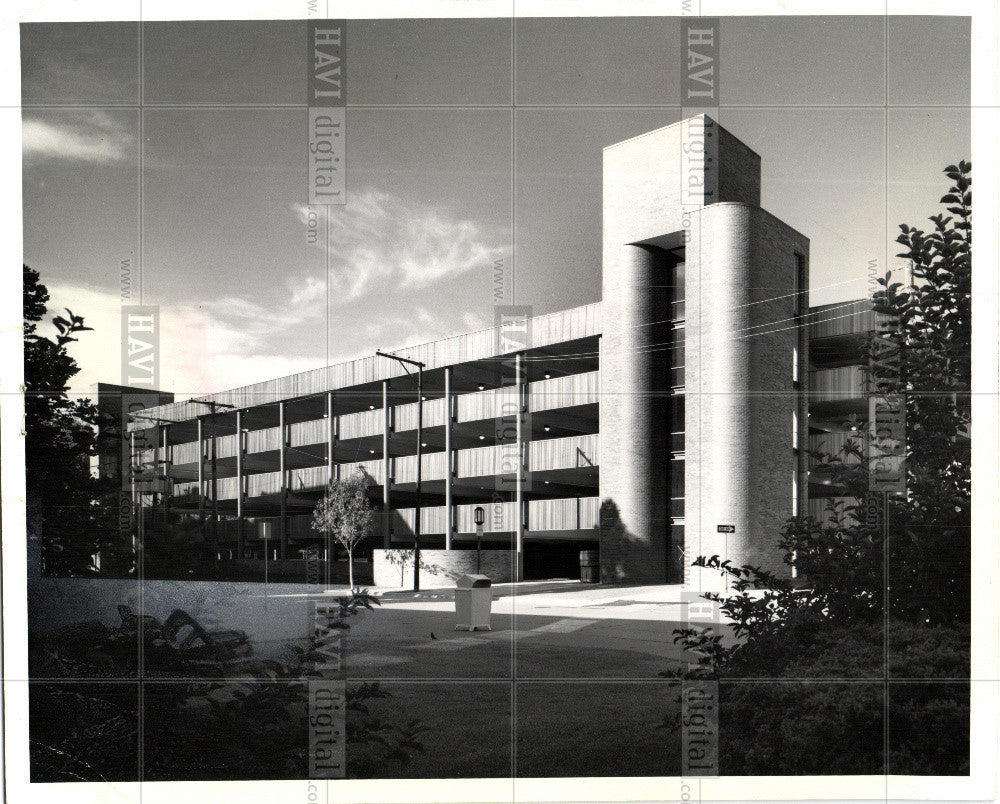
xmin=348 ymin=682 xmax=512 ymax=778
xmin=343 ymin=636 xmax=680 ymax=680
xmin=349 ymin=680 xmax=683 ymax=778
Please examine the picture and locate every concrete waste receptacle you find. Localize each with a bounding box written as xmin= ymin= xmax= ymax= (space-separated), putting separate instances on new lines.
xmin=580 ymin=550 xmax=599 ymax=583
xmin=454 ymin=574 xmax=492 ymax=631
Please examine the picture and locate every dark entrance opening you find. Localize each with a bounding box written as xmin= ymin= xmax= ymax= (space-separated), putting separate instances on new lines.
xmin=523 ymin=539 xmax=599 ymax=581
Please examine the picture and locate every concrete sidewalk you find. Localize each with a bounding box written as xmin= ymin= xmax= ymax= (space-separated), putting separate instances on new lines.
xmin=369 ymin=579 xmax=728 ymax=625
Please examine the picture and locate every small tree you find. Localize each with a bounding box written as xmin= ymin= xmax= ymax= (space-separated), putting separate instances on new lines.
xmin=311 ymin=471 xmax=376 ymax=589
xmin=24 ymin=265 xmax=117 ymax=576
xmin=871 ymin=160 xmax=971 ymax=624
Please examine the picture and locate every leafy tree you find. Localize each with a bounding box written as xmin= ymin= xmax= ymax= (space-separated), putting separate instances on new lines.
xmin=311 ymin=471 xmax=376 ymax=589
xmin=872 ymin=160 xmax=971 ymax=624
xmin=23 ymin=265 xmax=116 ymax=576
xmin=674 ymin=160 xmax=973 ymax=671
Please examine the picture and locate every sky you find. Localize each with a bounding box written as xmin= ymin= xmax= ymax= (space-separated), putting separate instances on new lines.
xmin=19 ymin=15 xmax=971 ymax=399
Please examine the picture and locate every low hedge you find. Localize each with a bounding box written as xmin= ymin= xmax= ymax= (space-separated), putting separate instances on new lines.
xmin=716 ymin=620 xmax=969 ymax=775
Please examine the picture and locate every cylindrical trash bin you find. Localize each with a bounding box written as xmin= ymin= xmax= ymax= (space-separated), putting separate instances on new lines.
xmin=455 ymin=574 xmax=492 ymax=631
xmin=579 ymin=550 xmax=599 ymax=583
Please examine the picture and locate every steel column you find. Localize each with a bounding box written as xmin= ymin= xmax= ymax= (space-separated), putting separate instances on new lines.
xmin=197 ymin=417 xmax=205 ymax=539
xmin=444 ymin=367 xmax=454 ymax=550
xmin=162 ymin=424 xmax=171 ymax=519
xmin=236 ymin=409 xmax=245 ymax=559
xmin=515 ymin=352 xmax=525 ymax=581
xmin=414 ymin=366 xmax=423 ymax=591
xmin=279 ymin=401 xmax=288 ymax=560
xmin=382 ymin=380 xmax=391 ymax=548
xmin=326 ymin=391 xmax=336 ymax=482
xmin=151 ymin=424 xmax=160 ymax=519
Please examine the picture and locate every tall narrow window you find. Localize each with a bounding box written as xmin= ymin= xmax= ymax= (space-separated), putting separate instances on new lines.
xmin=794 ymin=253 xmax=808 ymax=316
xmin=792 ymin=468 xmax=799 ymax=517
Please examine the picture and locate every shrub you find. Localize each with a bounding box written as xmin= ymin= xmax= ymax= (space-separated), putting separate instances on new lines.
xmin=695 ymin=621 xmax=970 ymax=776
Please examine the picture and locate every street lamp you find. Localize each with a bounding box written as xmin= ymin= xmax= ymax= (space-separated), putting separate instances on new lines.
xmin=474 ymin=505 xmax=485 ymax=573
xmin=375 ymin=350 xmax=426 ymax=591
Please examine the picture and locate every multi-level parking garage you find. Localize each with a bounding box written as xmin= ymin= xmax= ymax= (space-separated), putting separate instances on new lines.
xmin=118 ymin=116 xmax=875 ymax=586
xmin=126 ymin=304 xmax=602 ymax=581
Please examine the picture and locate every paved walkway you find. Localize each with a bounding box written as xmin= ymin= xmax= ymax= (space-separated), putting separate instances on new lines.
xmin=262 ymin=579 xmax=734 ymax=669
xmin=29 ymin=578 xmax=733 ymax=673
xmin=370 ymin=579 xmax=729 ymax=624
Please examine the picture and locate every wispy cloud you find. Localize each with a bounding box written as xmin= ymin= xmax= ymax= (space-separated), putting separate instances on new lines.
xmin=293 ymin=188 xmax=506 ymax=304
xmin=45 ymin=279 xmax=327 ymax=398
xmin=22 ymin=110 xmax=135 ymax=164
xmin=46 ymin=279 xmax=488 ymax=400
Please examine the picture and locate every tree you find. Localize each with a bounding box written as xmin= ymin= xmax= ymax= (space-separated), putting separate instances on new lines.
xmin=870 ymin=160 xmax=971 ymax=624
xmin=23 ymin=265 xmax=115 ymax=576
xmin=311 ymin=471 xmax=376 ymax=589
xmin=679 ymin=159 xmax=973 ymax=654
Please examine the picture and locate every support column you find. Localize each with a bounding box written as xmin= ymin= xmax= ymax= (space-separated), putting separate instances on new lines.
xmin=325 ymin=391 xmax=336 ymax=585
xmin=210 ymin=410 xmax=219 ymax=547
xmin=279 ymin=401 xmax=288 ymax=560
xmin=515 ymin=352 xmax=526 ymax=581
xmin=236 ymin=409 xmax=245 ymax=559
xmin=326 ymin=391 xmax=337 ymax=482
xmin=599 ymin=244 xmax=672 ymax=584
xmin=444 ymin=367 xmax=454 ymax=549
xmin=151 ymin=424 xmax=160 ymax=520
xmin=162 ymin=424 xmax=172 ymax=520
xmin=197 ymin=418 xmax=205 ymax=541
xmin=382 ymin=380 xmax=391 ymax=549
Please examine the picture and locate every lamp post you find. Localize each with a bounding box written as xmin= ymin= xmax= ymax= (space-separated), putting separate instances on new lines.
xmin=474 ymin=505 xmax=485 ymax=573
xmin=375 ymin=351 xmax=426 ymax=591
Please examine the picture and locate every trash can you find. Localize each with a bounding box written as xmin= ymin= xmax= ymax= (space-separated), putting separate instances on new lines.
xmin=455 ymin=574 xmax=492 ymax=631
xmin=579 ymin=550 xmax=599 ymax=583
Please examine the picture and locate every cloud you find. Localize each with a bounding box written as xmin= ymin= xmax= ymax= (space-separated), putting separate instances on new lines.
xmin=43 ymin=280 xmax=325 ymax=399
xmin=293 ymin=188 xmax=507 ymax=304
xmin=22 ymin=110 xmax=135 ymax=164
xmin=42 ymin=275 xmax=491 ymax=402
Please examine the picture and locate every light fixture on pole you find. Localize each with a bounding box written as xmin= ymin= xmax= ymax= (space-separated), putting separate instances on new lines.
xmin=375 ymin=350 xmax=427 ymax=591
xmin=474 ymin=505 xmax=486 ymax=574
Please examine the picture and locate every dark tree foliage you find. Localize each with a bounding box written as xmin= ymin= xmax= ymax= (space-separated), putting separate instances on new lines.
xmin=679 ymin=160 xmax=972 ymax=647
xmin=24 ymin=265 xmax=121 ymax=576
xmin=667 ymin=164 xmax=973 ymax=776
xmin=30 ymin=590 xmax=425 ymax=781
xmin=873 ymin=160 xmax=971 ymax=624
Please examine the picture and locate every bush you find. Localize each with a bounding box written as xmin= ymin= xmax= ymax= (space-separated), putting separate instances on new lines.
xmin=726 ymin=619 xmax=970 ymax=680
xmin=720 ymin=681 xmax=884 ymax=775
xmin=714 ymin=621 xmax=969 ymax=776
